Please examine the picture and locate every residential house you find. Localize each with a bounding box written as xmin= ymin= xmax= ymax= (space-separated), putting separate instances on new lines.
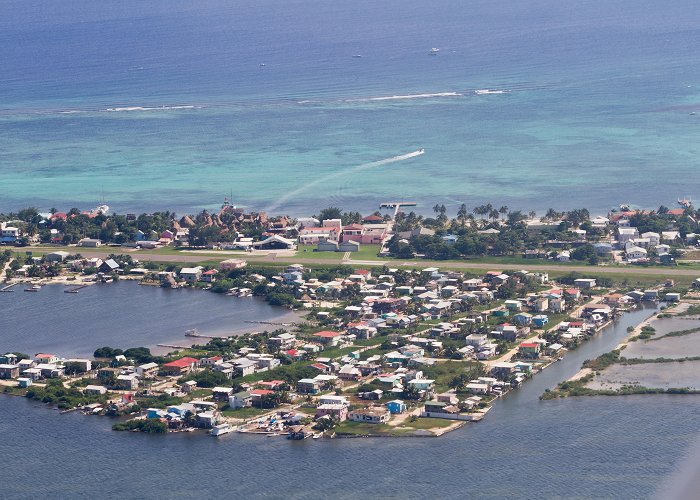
xmin=618 ymin=227 xmax=639 ymax=244
xmin=98 ymin=259 xmax=120 ymax=274
xmin=201 ymin=269 xmax=218 ymax=282
xmin=338 ymin=364 xmax=362 ymax=381
xmin=179 ymin=266 xmax=204 ymax=283
xmin=313 ymin=331 xmax=344 ymax=346
xmin=518 ymin=342 xmax=540 ymax=359
xmin=574 ymin=278 xmax=597 ymax=289
xmin=116 ymin=374 xmax=139 ymax=390
xmin=44 ymin=251 xmax=70 ymax=263
xmin=211 ymin=387 xmax=234 ymax=401
xmin=513 ymin=312 xmax=533 ymax=326
xmin=84 ymin=385 xmax=108 ymax=395
xmin=297 ymin=378 xmax=321 ymax=394
xmin=532 ymin=315 xmax=549 ymax=328
xmin=0 ymin=364 xmax=20 ymax=379
xmin=161 ymin=357 xmax=199 ymax=375
xmin=64 ymin=359 xmax=92 ymax=373
xmin=233 ymin=358 xmax=257 ymax=377
xmin=34 ymin=353 xmax=58 ymax=365
xmin=229 ymin=391 xmax=252 ymax=409
xmin=315 ymin=404 xmax=348 ymax=421
xmin=348 ymin=407 xmax=390 ymax=424
xmin=386 ymin=400 xmax=407 ymax=414
xmin=220 ymin=258 xmax=247 ymax=271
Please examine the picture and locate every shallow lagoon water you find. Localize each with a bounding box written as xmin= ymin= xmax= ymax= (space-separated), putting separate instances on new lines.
xmin=0 ymin=282 xmax=298 ymax=357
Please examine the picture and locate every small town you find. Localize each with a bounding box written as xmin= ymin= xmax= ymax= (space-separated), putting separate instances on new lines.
xmin=2 ymin=200 xmax=700 ymax=439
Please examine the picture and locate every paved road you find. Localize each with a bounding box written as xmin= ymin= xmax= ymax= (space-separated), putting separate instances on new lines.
xmin=20 ymin=246 xmax=700 ymax=277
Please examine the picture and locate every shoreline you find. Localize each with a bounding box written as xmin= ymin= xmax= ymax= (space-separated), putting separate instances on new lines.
xmin=545 ymin=301 xmax=700 ymax=398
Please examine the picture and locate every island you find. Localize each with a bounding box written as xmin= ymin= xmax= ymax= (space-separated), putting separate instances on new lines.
xmin=2 ymin=199 xmax=700 ymax=439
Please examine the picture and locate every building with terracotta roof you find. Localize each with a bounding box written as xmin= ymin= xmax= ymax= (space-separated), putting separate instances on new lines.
xmin=162 ymin=357 xmax=199 ymax=375
xmin=313 ymin=331 xmax=345 ymax=346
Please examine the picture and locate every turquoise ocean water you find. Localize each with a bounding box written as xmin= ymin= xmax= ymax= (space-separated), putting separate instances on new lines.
xmin=1 ymin=0 xmax=700 ymax=216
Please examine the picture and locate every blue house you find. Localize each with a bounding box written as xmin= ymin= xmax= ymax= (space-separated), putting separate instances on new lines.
xmin=147 ymin=408 xmax=168 ymax=419
xmin=513 ymin=313 xmax=532 ymax=326
xmin=532 ymin=315 xmax=549 ymax=328
xmin=386 ymin=400 xmax=407 ymax=414
xmin=166 ymin=404 xmax=195 ymax=417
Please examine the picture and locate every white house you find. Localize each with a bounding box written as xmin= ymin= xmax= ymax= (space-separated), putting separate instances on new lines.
xmin=618 ymin=227 xmax=639 ymax=244
xmin=641 ymin=232 xmax=660 ymax=247
xmin=626 ymin=245 xmax=647 ymax=260
xmin=179 ymin=266 xmax=204 ymax=283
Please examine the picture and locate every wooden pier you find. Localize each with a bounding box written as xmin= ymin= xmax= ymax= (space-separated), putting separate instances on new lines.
xmin=65 ymin=284 xmax=89 ymax=293
xmin=380 ymin=201 xmax=417 ymax=220
xmin=0 ymin=283 xmax=18 ymax=292
xmin=185 ymin=329 xmax=229 ymax=339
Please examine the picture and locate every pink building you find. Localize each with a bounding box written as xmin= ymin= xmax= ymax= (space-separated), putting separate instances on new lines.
xmin=340 ymin=224 xmax=389 ymax=245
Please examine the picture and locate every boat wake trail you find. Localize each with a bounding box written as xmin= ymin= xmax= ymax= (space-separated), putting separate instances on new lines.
xmin=347 ymin=92 xmax=461 ymax=103
xmin=264 ymin=149 xmax=424 ymax=213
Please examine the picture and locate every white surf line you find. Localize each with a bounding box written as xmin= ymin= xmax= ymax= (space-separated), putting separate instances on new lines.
xmin=264 ymin=149 xmax=425 ymax=214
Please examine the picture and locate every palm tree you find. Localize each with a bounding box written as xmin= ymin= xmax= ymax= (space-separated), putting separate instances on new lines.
xmin=433 ymin=204 xmax=441 ymax=216
xmin=457 ymin=204 xmax=468 ymax=226
xmin=545 ymin=208 xmax=558 ymax=222
xmin=499 ymin=206 xmax=508 ymax=220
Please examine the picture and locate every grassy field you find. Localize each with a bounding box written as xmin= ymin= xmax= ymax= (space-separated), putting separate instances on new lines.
xmin=422 ymin=360 xmax=483 ymax=393
xmin=221 ymin=406 xmax=270 ymax=419
xmin=402 ymin=417 xmax=454 ymax=430
xmin=296 ymin=244 xmax=385 ymax=261
xmin=334 ymin=416 xmax=454 ymax=436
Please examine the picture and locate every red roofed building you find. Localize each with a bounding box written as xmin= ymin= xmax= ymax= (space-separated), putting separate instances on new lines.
xmin=518 ymin=342 xmax=540 ymax=359
xmin=34 ymin=353 xmax=58 ymax=364
xmin=313 ymin=331 xmax=345 ymax=346
xmin=250 ymin=389 xmax=275 ymax=396
xmin=298 ymin=225 xmax=341 ymax=244
xmin=257 ymin=380 xmax=285 ymax=390
xmin=362 ymin=214 xmax=384 ymax=224
xmin=201 ymin=269 xmax=218 ymax=283
xmin=310 ymin=362 xmax=332 ymax=373
xmin=285 ymin=349 xmax=304 ymax=360
xmin=162 ymin=356 xmax=199 ymax=375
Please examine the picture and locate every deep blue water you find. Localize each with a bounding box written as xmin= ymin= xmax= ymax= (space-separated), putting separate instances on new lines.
xmin=3 ymin=302 xmax=700 ymax=498
xmin=1 ymin=0 xmax=700 ymax=215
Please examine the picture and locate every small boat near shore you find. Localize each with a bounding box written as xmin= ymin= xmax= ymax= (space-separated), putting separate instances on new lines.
xmin=24 ymin=285 xmax=41 ymax=292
